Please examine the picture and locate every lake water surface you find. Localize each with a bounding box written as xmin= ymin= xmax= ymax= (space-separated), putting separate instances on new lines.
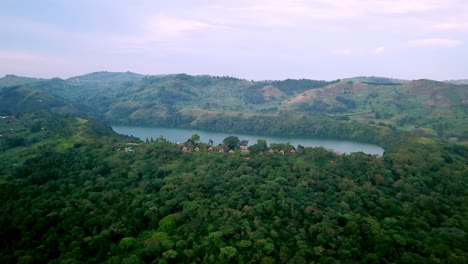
xmin=112 ymin=126 xmax=384 ymax=155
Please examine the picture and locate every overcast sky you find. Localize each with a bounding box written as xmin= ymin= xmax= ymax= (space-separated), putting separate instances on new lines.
xmin=1 ymin=0 xmax=467 ymax=80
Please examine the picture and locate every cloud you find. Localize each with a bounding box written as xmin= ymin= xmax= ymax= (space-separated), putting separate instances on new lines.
xmin=113 ymin=0 xmax=468 ymax=46
xmin=242 ymin=0 xmax=444 ymax=21
xmin=407 ymin=38 xmax=462 ymax=47
xmin=432 ymin=21 xmax=468 ymax=31
xmin=147 ymin=16 xmax=215 ymax=38
xmin=374 ymin=46 xmax=385 ymax=54
xmin=102 ymin=15 xmax=222 ymax=55
xmin=364 ymin=0 xmax=442 ymax=14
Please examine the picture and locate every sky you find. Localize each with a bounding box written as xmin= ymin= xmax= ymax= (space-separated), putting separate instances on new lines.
xmin=1 ymin=0 xmax=467 ymax=81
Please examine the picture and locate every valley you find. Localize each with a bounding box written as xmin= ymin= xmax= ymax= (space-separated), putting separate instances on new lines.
xmin=2 ymin=72 xmax=467 ymax=144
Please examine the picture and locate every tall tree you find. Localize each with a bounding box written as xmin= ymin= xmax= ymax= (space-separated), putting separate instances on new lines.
xmin=223 ymin=136 xmax=240 ymax=150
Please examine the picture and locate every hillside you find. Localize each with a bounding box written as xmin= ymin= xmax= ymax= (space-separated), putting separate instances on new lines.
xmin=342 ymin=76 xmax=409 ymax=85
xmin=4 ymin=72 xmax=468 ymax=144
xmin=67 ymin=71 xmax=144 ymax=84
xmin=0 ymin=86 xmax=67 ymax=114
xmin=0 ymin=74 xmax=43 ymax=87
xmin=283 ymin=79 xmax=468 ymax=141
xmin=447 ymin=79 xmax=468 ymax=85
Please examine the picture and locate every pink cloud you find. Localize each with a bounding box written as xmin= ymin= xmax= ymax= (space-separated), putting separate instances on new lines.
xmin=407 ymin=38 xmax=462 ymax=47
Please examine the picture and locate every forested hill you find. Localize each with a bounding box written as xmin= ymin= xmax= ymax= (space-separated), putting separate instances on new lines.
xmin=0 ymin=74 xmax=43 ymax=87
xmin=66 ymin=71 xmax=144 ymax=84
xmin=447 ymin=79 xmax=468 ymax=85
xmin=1 ymin=71 xmax=468 ymax=262
xmin=1 ymin=72 xmax=466 ymax=144
xmin=0 ymin=86 xmax=67 ymax=114
xmin=1 ymin=108 xmax=467 ymax=263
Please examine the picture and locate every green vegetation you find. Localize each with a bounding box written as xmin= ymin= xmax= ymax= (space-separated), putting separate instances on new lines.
xmin=2 ymin=72 xmax=465 ymax=144
xmin=0 ymin=86 xmax=67 ymax=115
xmin=66 ymin=71 xmax=144 ymax=84
xmin=284 ymin=79 xmax=468 ymax=143
xmin=0 ymin=111 xmax=467 ymax=263
xmin=0 ymin=72 xmax=467 ymax=263
xmin=447 ymin=79 xmax=468 ymax=85
xmin=0 ymin=74 xmax=44 ymax=87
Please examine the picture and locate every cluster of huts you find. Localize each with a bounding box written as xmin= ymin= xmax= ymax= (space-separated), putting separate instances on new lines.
xmin=181 ymin=145 xmax=296 ymax=155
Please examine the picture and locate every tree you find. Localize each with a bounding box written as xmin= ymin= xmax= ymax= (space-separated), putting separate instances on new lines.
xmin=220 ymin=246 xmax=238 ymax=260
xmin=159 ymin=214 xmax=180 ymax=233
xmin=162 ymin=249 xmax=178 ymax=260
xmin=190 ymin=133 xmax=200 ymax=143
xmin=240 ymin=139 xmax=249 ymax=146
xmin=223 ymin=136 xmax=240 ymax=150
xmin=119 ymin=237 xmax=139 ymax=252
xmin=250 ymin=139 xmax=268 ymax=154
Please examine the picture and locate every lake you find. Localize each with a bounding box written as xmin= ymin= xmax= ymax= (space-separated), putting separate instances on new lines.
xmin=112 ymin=126 xmax=384 ymax=155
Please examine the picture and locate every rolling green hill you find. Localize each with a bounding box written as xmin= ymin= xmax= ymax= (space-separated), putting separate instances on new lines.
xmin=0 ymin=74 xmax=44 ymax=87
xmin=283 ymin=79 xmax=468 ymax=141
xmin=67 ymin=71 xmax=144 ymax=84
xmin=342 ymin=76 xmax=409 ymax=85
xmin=0 ymin=86 xmax=67 ymax=115
xmin=3 ymin=72 xmax=467 ymax=144
xmin=447 ymin=79 xmax=468 ymax=85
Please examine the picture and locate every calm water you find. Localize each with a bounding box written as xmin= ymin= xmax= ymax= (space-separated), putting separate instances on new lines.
xmin=112 ymin=126 xmax=384 ymax=155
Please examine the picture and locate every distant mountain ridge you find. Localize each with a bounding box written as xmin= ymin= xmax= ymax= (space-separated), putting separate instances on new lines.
xmin=1 ymin=71 xmax=467 ymax=143
xmin=67 ymin=71 xmax=144 ymax=83
xmin=342 ymin=76 xmax=410 ymax=85
xmin=446 ymin=79 xmax=468 ymax=85
xmin=0 ymin=74 xmax=44 ymax=87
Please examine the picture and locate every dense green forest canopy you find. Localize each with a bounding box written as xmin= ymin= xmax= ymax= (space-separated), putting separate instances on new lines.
xmin=0 ymin=72 xmax=467 ymax=263
xmin=0 ymin=110 xmax=467 ymax=263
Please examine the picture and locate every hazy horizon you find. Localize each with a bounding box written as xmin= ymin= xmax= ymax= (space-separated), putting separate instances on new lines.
xmin=3 ymin=70 xmax=465 ymax=83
